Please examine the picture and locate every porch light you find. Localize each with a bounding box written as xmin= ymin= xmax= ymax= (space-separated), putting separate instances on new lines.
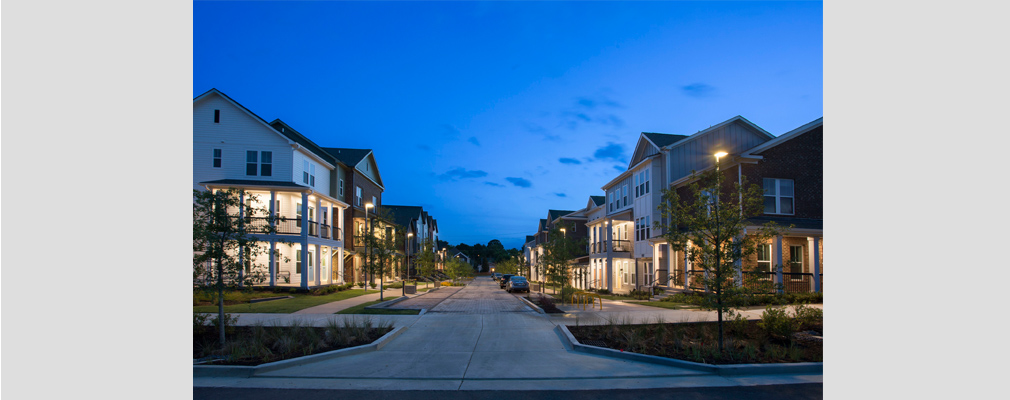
xmin=714 ymin=151 xmax=728 ymax=161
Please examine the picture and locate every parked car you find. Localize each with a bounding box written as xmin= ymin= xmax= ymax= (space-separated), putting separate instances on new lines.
xmin=492 ymin=273 xmax=502 ymax=281
xmin=506 ymin=276 xmax=529 ymax=293
xmin=499 ymin=274 xmax=514 ymax=289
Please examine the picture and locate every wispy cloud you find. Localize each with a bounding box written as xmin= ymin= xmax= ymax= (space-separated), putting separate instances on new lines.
xmin=682 ymin=83 xmax=715 ymax=98
xmin=484 ymin=181 xmax=504 ymax=187
xmin=416 ymin=144 xmax=432 ymax=152
xmin=559 ymin=157 xmax=582 ymax=165
xmin=559 ymin=94 xmax=625 ymax=130
xmin=440 ymin=123 xmax=462 ymax=139
xmin=506 ymin=177 xmax=532 ymax=188
xmin=523 ymin=122 xmax=560 ymax=141
xmin=468 ymin=136 xmax=481 ymax=146
xmin=594 ymin=143 xmax=627 ymax=163
xmin=554 ymin=193 xmax=567 ymax=197
xmin=613 ymin=165 xmax=626 ymax=172
xmin=437 ymin=167 xmax=488 ymax=181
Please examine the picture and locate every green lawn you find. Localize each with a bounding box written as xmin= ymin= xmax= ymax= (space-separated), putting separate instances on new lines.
xmin=336 ymin=300 xmax=420 ymax=315
xmin=193 ymin=289 xmax=377 ymax=314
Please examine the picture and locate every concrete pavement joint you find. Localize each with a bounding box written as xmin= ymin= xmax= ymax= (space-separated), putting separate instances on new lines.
xmin=457 ymin=314 xmax=483 ymax=390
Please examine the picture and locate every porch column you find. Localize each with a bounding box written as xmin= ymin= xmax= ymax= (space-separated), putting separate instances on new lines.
xmin=238 ymin=191 xmax=245 ymax=286
xmin=300 ymin=192 xmax=310 ymax=290
xmin=269 ymin=191 xmax=276 ymax=229
xmin=269 ymin=240 xmax=276 ymax=286
xmin=775 ymin=235 xmax=784 ymax=294
xmin=810 ymin=236 xmax=821 ymax=293
xmin=337 ymin=246 xmax=345 ymax=284
xmin=314 ymin=243 xmax=322 ymax=286
xmin=605 ymin=218 xmax=614 ymax=292
xmin=315 ymin=197 xmax=322 ymax=238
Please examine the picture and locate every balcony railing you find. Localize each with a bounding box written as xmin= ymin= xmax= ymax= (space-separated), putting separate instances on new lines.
xmin=611 ymin=239 xmax=631 ymax=252
xmin=233 ymin=217 xmax=341 ymax=240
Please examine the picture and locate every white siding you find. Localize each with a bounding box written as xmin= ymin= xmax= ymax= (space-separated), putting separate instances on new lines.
xmin=604 ymin=175 xmax=633 ymax=215
xmin=292 ymin=150 xmax=333 ymax=197
xmin=632 ymin=161 xmax=653 ymax=258
xmin=193 ymin=94 xmax=294 ymax=191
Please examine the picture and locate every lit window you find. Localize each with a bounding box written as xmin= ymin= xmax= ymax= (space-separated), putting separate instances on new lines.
xmin=789 ymin=245 xmax=804 ymax=280
xmin=757 ymin=244 xmax=772 ymax=277
xmin=763 ymin=178 xmax=795 ymax=215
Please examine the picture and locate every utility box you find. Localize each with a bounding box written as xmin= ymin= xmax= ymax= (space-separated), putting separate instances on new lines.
xmin=404 ymin=285 xmax=416 ymax=295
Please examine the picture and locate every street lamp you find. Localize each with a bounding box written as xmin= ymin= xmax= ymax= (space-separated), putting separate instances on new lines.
xmin=405 ymin=232 xmax=413 ymax=296
xmin=364 ymin=202 xmax=377 ymax=299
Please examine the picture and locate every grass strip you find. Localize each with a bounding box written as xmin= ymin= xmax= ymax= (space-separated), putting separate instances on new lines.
xmin=193 ymin=289 xmax=377 ymax=314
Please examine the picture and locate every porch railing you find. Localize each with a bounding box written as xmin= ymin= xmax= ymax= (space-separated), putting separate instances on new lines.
xmin=235 ymin=217 xmax=341 ymax=240
xmin=611 ymin=239 xmax=631 ymax=252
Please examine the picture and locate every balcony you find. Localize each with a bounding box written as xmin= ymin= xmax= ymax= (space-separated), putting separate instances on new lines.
xmin=611 ymin=239 xmax=631 ymax=252
xmin=236 ymin=217 xmax=341 ymax=241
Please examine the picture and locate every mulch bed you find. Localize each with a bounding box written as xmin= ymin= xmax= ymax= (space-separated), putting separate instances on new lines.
xmin=529 ymin=294 xmax=565 ymax=313
xmin=194 ymin=326 xmax=392 ymax=366
xmin=567 ymin=320 xmax=822 ymax=364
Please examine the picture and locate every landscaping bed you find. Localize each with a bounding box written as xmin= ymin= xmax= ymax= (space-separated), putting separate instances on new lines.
xmin=193 ymin=288 xmax=377 ymax=313
xmin=194 ymin=317 xmax=392 ymax=366
xmin=528 ymin=293 xmax=565 ymax=313
xmin=567 ymin=306 xmax=822 ymax=365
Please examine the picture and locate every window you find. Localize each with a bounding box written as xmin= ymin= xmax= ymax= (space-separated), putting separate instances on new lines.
xmin=213 ymin=149 xmax=222 ymax=168
xmin=296 ymin=203 xmax=303 ymax=228
xmin=645 ymin=169 xmax=650 ymax=194
xmin=645 ymin=216 xmax=650 ymax=238
xmin=634 ymin=174 xmax=640 ymax=197
xmin=214 ymin=109 xmax=220 ymax=123
xmin=372 ymin=195 xmax=377 ymax=208
xmin=307 ymin=249 xmax=315 ymax=281
xmin=296 ymin=250 xmax=302 ymax=274
xmin=789 ymin=245 xmax=804 ymax=280
xmin=246 ymin=151 xmax=258 ymax=175
xmin=355 ymin=186 xmax=362 ymax=206
xmin=246 ymin=151 xmax=271 ymax=176
xmin=763 ymin=178 xmax=794 ymax=215
xmin=275 ymin=200 xmax=281 ymax=217
xmin=757 ymin=244 xmax=772 ymax=277
xmin=302 ymin=161 xmax=315 ymax=186
xmin=622 ymin=185 xmax=628 ymax=207
xmin=339 ymin=179 xmax=344 ymax=197
xmin=260 ymin=151 xmax=272 ymax=176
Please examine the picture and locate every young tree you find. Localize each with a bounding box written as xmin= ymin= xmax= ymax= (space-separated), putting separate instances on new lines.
xmin=656 ymin=162 xmax=787 ymax=351
xmin=494 ymin=255 xmax=521 ymax=275
xmin=193 ymin=188 xmax=278 ymax=345
xmin=414 ymin=238 xmax=437 ymax=288
xmin=362 ymin=212 xmax=402 ymax=300
xmin=445 ymin=256 xmax=471 ymax=283
xmin=541 ymin=222 xmax=587 ymax=302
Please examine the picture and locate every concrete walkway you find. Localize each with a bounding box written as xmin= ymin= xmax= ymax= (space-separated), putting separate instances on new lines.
xmin=196 ymin=277 xmax=822 ymax=391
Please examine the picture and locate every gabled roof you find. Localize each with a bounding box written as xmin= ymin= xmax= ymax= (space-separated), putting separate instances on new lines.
xmin=548 ymin=209 xmax=578 ymax=222
xmin=660 ymin=115 xmax=775 ymax=151
xmin=194 ymin=88 xmax=296 ymax=147
xmin=269 ymin=119 xmax=341 ymax=168
xmin=526 ymin=235 xmax=536 ymax=243
xmin=742 ymin=117 xmax=823 ymax=157
xmin=538 ymin=219 xmax=548 ymax=232
xmin=381 ymin=205 xmax=424 ymax=229
xmin=642 ymin=132 xmax=690 ymax=148
xmin=590 ymin=196 xmax=606 ymax=207
xmin=322 ymin=148 xmax=372 ymax=167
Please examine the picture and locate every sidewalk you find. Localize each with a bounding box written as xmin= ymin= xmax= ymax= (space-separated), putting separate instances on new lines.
xmin=292 ymin=286 xmax=423 ymax=314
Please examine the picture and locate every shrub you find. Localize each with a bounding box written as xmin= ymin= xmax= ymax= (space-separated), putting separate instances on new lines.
xmin=357 ymin=282 xmax=365 ymax=288
xmin=596 ymin=288 xmax=610 ymax=295
xmin=369 ymin=282 xmax=377 ymax=289
xmin=441 ymin=281 xmax=451 ymax=286
xmin=652 ymin=287 xmax=665 ymax=295
xmin=629 ymin=289 xmax=651 ymax=300
xmin=758 ymin=306 xmax=794 ymax=342
xmin=792 ymin=304 xmax=823 ymax=330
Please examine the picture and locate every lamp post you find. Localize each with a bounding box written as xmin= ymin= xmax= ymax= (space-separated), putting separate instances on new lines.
xmin=405 ymin=232 xmax=413 ymax=296
xmin=365 ymin=202 xmax=376 ymax=299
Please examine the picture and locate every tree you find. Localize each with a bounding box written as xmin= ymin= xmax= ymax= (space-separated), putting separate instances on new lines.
xmin=193 ymin=188 xmax=279 ymax=345
xmin=656 ymin=162 xmax=787 ymax=351
xmin=541 ymin=222 xmax=587 ymax=302
xmin=414 ymin=238 xmax=437 ymax=288
xmin=445 ymin=256 xmax=472 ymax=283
xmin=361 ymin=210 xmax=402 ymax=300
xmin=494 ymin=255 xmax=521 ymax=275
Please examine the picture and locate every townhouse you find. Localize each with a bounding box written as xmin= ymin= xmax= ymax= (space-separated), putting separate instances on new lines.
xmin=383 ymin=205 xmax=442 ymax=278
xmin=526 ymin=115 xmax=824 ymax=296
xmin=193 ymin=89 xmax=349 ymax=289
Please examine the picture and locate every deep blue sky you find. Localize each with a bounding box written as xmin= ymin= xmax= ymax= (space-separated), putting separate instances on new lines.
xmin=194 ymin=1 xmax=823 ymax=250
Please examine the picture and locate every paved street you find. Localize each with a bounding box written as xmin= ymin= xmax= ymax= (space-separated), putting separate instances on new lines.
xmin=196 ymin=276 xmax=821 ymax=393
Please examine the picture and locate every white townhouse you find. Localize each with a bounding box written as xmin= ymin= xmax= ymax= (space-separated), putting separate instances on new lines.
xmin=193 ymin=88 xmax=350 ymax=289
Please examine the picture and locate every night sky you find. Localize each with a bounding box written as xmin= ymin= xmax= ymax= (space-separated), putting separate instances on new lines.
xmin=194 ymin=1 xmax=823 ymax=249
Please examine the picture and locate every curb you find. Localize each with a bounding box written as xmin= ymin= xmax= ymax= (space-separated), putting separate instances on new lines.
xmin=365 ymin=296 xmax=408 ymax=309
xmin=194 ymin=325 xmax=407 ymax=378
xmin=249 ymin=295 xmax=293 ymax=303
xmin=516 ymin=295 xmax=545 ymax=314
xmin=555 ymin=325 xmax=822 ymax=376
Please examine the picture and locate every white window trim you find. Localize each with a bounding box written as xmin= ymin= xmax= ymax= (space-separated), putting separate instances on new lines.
xmin=789 ymin=245 xmax=804 ymax=281
xmin=764 ymin=178 xmax=795 ymax=215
